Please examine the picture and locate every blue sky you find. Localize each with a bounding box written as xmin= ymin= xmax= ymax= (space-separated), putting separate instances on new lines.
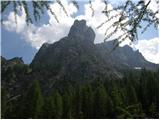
xmin=1 ymin=1 xmax=85 ymax=63
xmin=1 ymin=0 xmax=159 ymax=64
xmin=1 ymin=28 xmax=37 ymax=63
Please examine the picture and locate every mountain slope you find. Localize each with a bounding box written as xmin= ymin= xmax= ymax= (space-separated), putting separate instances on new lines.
xmin=96 ymin=40 xmax=158 ymax=71
xmin=1 ymin=20 xmax=159 ymax=119
xmin=1 ymin=57 xmax=32 ymax=98
xmin=31 ymin=20 xmax=120 ymax=84
xmin=29 ymin=20 xmax=158 ymax=93
xmin=31 ymin=20 xmax=157 ymax=80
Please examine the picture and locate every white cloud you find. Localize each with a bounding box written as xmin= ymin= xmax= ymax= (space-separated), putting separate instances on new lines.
xmin=3 ymin=0 xmax=123 ymax=48
xmin=3 ymin=7 xmax=26 ymax=33
xmin=145 ymin=0 xmax=159 ymax=12
xmin=2 ymin=0 xmax=159 ymax=64
xmin=76 ymin=0 xmax=127 ymax=44
xmin=3 ymin=1 xmax=77 ymax=49
xmin=134 ymin=37 xmax=159 ymax=64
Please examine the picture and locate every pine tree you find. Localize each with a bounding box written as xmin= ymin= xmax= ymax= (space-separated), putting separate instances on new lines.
xmin=21 ymin=80 xmax=43 ymax=118
xmin=72 ymin=85 xmax=83 ymax=118
xmin=81 ymin=84 xmax=93 ymax=118
xmin=41 ymin=90 xmax=63 ymax=118
xmin=110 ymin=83 xmax=125 ymax=118
xmin=105 ymin=92 xmax=114 ymax=118
xmin=62 ymin=91 xmax=72 ymax=118
xmin=41 ymin=96 xmax=55 ymax=118
xmin=52 ymin=90 xmax=63 ymax=118
xmin=93 ymin=85 xmax=108 ymax=118
xmin=1 ymin=88 xmax=7 ymax=118
xmin=126 ymin=84 xmax=138 ymax=105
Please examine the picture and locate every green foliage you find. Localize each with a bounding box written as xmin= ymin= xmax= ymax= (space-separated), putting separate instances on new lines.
xmin=20 ymin=80 xmax=43 ymax=118
xmin=52 ymin=90 xmax=63 ymax=118
xmin=40 ymin=96 xmax=55 ymax=118
xmin=93 ymin=84 xmax=108 ymax=118
xmin=41 ymin=90 xmax=63 ymax=118
xmin=62 ymin=91 xmax=72 ymax=118
xmin=72 ymin=86 xmax=83 ymax=118
xmin=81 ymin=85 xmax=93 ymax=118
xmin=1 ymin=69 xmax=159 ymax=119
xmin=1 ymin=88 xmax=7 ymax=118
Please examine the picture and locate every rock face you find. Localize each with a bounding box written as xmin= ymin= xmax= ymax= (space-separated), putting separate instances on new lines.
xmin=96 ymin=40 xmax=158 ymax=71
xmin=68 ymin=20 xmax=95 ymax=43
xmin=1 ymin=57 xmax=31 ymax=97
xmin=1 ymin=56 xmax=24 ymax=69
xmin=2 ymin=20 xmax=158 ymax=96
xmin=31 ymin=20 xmax=158 ymax=84
xmin=31 ymin=20 xmax=120 ymax=83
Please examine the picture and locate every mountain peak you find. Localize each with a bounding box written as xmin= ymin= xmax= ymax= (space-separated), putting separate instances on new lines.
xmin=68 ymin=20 xmax=95 ymax=43
xmin=31 ymin=19 xmax=157 ymax=86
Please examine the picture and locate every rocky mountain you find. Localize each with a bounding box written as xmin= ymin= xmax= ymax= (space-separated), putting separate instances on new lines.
xmin=31 ymin=20 xmax=121 ymax=84
xmin=1 ymin=57 xmax=32 ymax=98
xmin=1 ymin=20 xmax=159 ymax=119
xmin=2 ymin=20 xmax=158 ymax=94
xmin=1 ymin=56 xmax=24 ymax=69
xmin=31 ymin=20 xmax=158 ymax=80
xmin=96 ymin=40 xmax=158 ymax=71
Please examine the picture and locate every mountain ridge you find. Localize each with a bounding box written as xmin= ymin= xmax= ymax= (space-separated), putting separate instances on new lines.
xmin=1 ymin=20 xmax=158 ymax=88
xmin=31 ymin=20 xmax=120 ymax=83
xmin=31 ymin=20 xmax=158 ymax=72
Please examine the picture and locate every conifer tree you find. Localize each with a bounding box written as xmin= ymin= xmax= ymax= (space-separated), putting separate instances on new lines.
xmin=62 ymin=91 xmax=72 ymax=118
xmin=1 ymin=88 xmax=7 ymax=118
xmin=81 ymin=84 xmax=93 ymax=118
xmin=93 ymin=85 xmax=108 ymax=118
xmin=21 ymin=80 xmax=43 ymax=118
xmin=72 ymin=86 xmax=83 ymax=118
xmin=41 ymin=96 xmax=55 ymax=118
xmin=52 ymin=90 xmax=63 ymax=118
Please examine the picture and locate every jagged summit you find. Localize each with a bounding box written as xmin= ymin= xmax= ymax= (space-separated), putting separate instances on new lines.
xmin=40 ymin=20 xmax=95 ymax=50
xmin=1 ymin=57 xmax=24 ymax=65
xmin=31 ymin=19 xmax=158 ymax=85
xmin=31 ymin=19 xmax=118 ymax=83
xmin=1 ymin=19 xmax=158 ymax=98
xmin=68 ymin=20 xmax=95 ymax=43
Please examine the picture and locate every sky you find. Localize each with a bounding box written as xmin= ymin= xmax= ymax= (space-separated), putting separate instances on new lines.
xmin=1 ymin=0 xmax=159 ymax=64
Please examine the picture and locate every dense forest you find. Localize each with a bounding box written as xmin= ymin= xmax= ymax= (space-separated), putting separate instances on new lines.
xmin=1 ymin=63 xmax=159 ymax=118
